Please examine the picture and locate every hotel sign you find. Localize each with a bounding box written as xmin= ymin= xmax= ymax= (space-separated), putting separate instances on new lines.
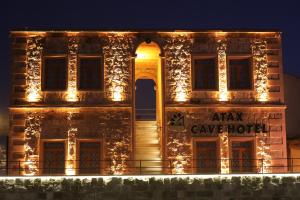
xmin=169 ymin=112 xmax=267 ymax=136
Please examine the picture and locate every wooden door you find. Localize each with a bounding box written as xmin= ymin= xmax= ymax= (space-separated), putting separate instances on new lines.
xmin=196 ymin=141 xmax=218 ymax=173
xmin=79 ymin=142 xmax=101 ymax=174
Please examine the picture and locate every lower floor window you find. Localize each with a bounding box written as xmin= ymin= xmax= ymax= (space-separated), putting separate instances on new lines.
xmin=231 ymin=141 xmax=254 ymax=173
xmin=43 ymin=142 xmax=65 ymax=175
xmin=79 ymin=142 xmax=101 ymax=174
xmin=196 ymin=141 xmax=218 ymax=173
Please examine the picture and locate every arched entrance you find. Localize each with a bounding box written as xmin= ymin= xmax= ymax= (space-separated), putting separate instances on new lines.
xmin=134 ymin=41 xmax=163 ymax=174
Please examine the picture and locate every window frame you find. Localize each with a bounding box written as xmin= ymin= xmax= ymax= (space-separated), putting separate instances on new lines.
xmin=192 ymin=55 xmax=219 ymax=91
xmin=40 ymin=139 xmax=67 ymax=175
xmin=76 ymin=139 xmax=103 ymax=175
xmin=227 ymin=55 xmax=254 ymax=91
xmin=192 ymin=137 xmax=220 ymax=174
xmin=77 ymin=54 xmax=104 ymax=91
xmin=229 ymin=137 xmax=256 ymax=173
xmin=42 ymin=55 xmax=68 ymax=91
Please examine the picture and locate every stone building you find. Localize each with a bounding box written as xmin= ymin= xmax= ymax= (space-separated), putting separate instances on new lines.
xmin=8 ymin=30 xmax=286 ymax=176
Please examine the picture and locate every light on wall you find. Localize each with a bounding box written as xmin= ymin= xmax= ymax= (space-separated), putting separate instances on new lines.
xmin=252 ymin=39 xmax=269 ymax=102
xmin=217 ymin=39 xmax=229 ymax=102
xmin=26 ymin=36 xmax=43 ymax=103
xmin=112 ymin=86 xmax=123 ymax=102
xmin=66 ymin=37 xmax=79 ymax=102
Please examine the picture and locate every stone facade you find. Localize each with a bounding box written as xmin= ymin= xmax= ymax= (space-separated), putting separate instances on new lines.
xmin=9 ymin=30 xmax=286 ymax=175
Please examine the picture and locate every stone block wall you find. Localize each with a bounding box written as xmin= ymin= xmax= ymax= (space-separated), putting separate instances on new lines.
xmin=9 ymin=30 xmax=286 ymax=175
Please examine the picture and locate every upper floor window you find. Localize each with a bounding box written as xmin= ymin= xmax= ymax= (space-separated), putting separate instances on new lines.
xmin=193 ymin=57 xmax=218 ymax=90
xmin=43 ymin=56 xmax=67 ymax=91
xmin=78 ymin=57 xmax=103 ymax=90
xmin=228 ymin=57 xmax=252 ymax=90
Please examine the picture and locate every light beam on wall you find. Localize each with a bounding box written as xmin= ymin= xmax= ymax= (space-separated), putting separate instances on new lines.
xmin=26 ymin=36 xmax=43 ymax=103
xmin=217 ymin=38 xmax=229 ymax=102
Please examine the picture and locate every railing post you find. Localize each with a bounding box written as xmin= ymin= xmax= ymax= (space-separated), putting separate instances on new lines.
xmin=139 ymin=160 xmax=142 ymax=175
xmin=169 ymin=160 xmax=172 ymax=175
xmin=261 ymin=158 xmax=264 ymax=174
xmin=18 ymin=161 xmax=21 ymax=176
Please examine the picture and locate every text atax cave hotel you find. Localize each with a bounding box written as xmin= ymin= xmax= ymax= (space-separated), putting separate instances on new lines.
xmin=8 ymin=30 xmax=287 ymax=176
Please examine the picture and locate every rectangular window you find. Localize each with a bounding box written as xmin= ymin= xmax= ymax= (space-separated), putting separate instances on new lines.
xmin=79 ymin=142 xmax=101 ymax=174
xmin=79 ymin=57 xmax=102 ymax=90
xmin=43 ymin=142 xmax=65 ymax=175
xmin=193 ymin=58 xmax=217 ymax=90
xmin=43 ymin=57 xmax=67 ymax=90
xmin=196 ymin=141 xmax=218 ymax=173
xmin=228 ymin=58 xmax=252 ymax=90
xmin=231 ymin=141 xmax=254 ymax=173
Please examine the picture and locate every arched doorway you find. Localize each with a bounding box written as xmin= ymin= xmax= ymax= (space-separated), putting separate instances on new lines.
xmin=134 ymin=41 xmax=163 ymax=174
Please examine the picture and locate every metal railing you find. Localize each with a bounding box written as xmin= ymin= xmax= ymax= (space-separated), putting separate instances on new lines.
xmin=0 ymin=158 xmax=298 ymax=176
xmin=135 ymin=109 xmax=156 ymax=120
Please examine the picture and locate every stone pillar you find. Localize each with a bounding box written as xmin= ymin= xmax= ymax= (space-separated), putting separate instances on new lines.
xmin=217 ymin=38 xmax=228 ymax=101
xmin=219 ymin=131 xmax=229 ymax=173
xmin=163 ymin=34 xmax=192 ymax=103
xmin=24 ymin=112 xmax=43 ymax=175
xmin=66 ymin=110 xmax=78 ymax=175
xmin=26 ymin=36 xmax=43 ymax=102
xmin=66 ymin=37 xmax=79 ymax=102
xmin=251 ymin=39 xmax=268 ymax=102
xmin=103 ymin=33 xmax=133 ymax=102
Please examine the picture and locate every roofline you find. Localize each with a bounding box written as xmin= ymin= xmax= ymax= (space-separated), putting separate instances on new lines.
xmin=10 ymin=28 xmax=282 ymax=35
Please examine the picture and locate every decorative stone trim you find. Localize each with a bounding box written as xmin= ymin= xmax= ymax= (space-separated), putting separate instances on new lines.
xmin=26 ymin=36 xmax=43 ymax=102
xmin=217 ymin=38 xmax=228 ymax=101
xmin=103 ymin=34 xmax=133 ymax=102
xmin=251 ymin=39 xmax=268 ymax=102
xmin=66 ymin=37 xmax=79 ymax=102
xmin=24 ymin=112 xmax=43 ymax=175
xmin=163 ymin=34 xmax=192 ymax=102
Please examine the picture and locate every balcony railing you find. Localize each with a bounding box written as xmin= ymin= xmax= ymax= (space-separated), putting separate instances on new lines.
xmin=0 ymin=158 xmax=297 ymax=176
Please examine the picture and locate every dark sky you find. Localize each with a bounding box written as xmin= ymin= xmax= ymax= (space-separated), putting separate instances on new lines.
xmin=1 ymin=0 xmax=300 ymax=136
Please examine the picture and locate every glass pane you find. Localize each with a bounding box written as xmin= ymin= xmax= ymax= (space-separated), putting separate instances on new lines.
xmin=43 ymin=57 xmax=67 ymax=90
xmin=79 ymin=57 xmax=102 ymax=90
xmin=43 ymin=142 xmax=65 ymax=174
xmin=229 ymin=58 xmax=251 ymax=90
xmin=196 ymin=142 xmax=218 ymax=173
xmin=79 ymin=142 xmax=101 ymax=174
xmin=194 ymin=58 xmax=217 ymax=89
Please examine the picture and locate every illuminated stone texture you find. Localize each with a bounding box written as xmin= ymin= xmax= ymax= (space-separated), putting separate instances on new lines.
xmin=103 ymin=33 xmax=133 ymax=102
xmin=252 ymin=39 xmax=269 ymax=102
xmin=26 ymin=36 xmax=43 ymax=102
xmin=66 ymin=110 xmax=78 ymax=175
xmin=66 ymin=37 xmax=79 ymax=102
xmin=219 ymin=131 xmax=229 ymax=173
xmin=24 ymin=112 xmax=43 ymax=175
xmin=217 ymin=38 xmax=228 ymax=101
xmin=163 ymin=34 xmax=192 ymax=102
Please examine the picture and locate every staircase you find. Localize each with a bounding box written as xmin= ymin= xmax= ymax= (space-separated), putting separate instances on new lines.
xmin=134 ymin=121 xmax=162 ymax=174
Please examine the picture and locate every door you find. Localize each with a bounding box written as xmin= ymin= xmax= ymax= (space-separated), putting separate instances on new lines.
xmin=79 ymin=142 xmax=101 ymax=174
xmin=196 ymin=141 xmax=218 ymax=173
xmin=43 ymin=142 xmax=65 ymax=175
xmin=231 ymin=141 xmax=254 ymax=173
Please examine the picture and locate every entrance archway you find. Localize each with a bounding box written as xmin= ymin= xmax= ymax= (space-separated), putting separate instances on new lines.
xmin=134 ymin=41 xmax=163 ymax=174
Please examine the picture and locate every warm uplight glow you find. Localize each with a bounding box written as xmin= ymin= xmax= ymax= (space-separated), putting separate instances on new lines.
xmin=112 ymin=86 xmax=123 ymax=102
xmin=175 ymin=89 xmax=187 ymax=102
xmin=66 ymin=111 xmax=77 ymax=175
xmin=26 ymin=36 xmax=43 ymax=103
xmin=252 ymin=39 xmax=269 ymax=102
xmin=220 ymin=132 xmax=230 ymax=174
xmin=66 ymin=37 xmax=79 ymax=102
xmin=27 ymin=91 xmax=40 ymax=102
xmin=217 ymin=39 xmax=229 ymax=101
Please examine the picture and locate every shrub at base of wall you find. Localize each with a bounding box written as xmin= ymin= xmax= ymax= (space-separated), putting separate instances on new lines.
xmin=0 ymin=175 xmax=300 ymax=199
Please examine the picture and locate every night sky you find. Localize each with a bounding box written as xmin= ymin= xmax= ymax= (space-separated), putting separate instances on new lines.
xmin=1 ymin=0 xmax=300 ymax=138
